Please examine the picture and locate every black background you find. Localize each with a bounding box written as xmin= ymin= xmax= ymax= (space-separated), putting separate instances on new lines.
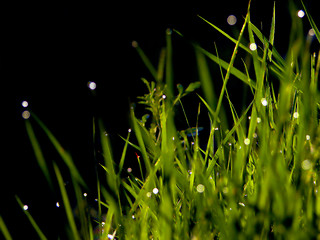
xmin=1 ymin=0 xmax=318 ymax=238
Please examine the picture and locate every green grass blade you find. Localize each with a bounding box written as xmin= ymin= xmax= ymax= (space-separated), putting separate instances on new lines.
xmin=268 ymin=2 xmax=276 ymax=61
xmin=25 ymin=120 xmax=53 ymax=189
xmin=16 ymin=196 xmax=48 ymax=240
xmin=132 ymin=41 xmax=158 ymax=80
xmin=301 ymin=0 xmax=320 ymax=44
xmin=31 ymin=114 xmax=86 ymax=187
xmin=165 ymin=28 xmax=174 ymax=100
xmin=0 ymin=216 xmax=12 ymax=240
xmin=53 ymin=163 xmax=81 ymax=240
xmin=118 ymin=130 xmax=131 ymax=175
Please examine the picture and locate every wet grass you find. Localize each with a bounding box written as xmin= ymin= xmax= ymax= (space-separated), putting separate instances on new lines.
xmin=2 ymin=1 xmax=320 ymax=239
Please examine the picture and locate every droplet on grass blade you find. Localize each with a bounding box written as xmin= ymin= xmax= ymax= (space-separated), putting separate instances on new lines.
xmin=153 ymin=188 xmax=159 ymax=194
xmin=244 ymin=138 xmax=250 ymax=145
xmin=56 ymin=202 xmax=60 ymax=207
xmin=301 ymin=159 xmax=312 ymax=170
xmin=261 ymin=98 xmax=268 ymax=106
xmin=22 ymin=110 xmax=31 ymax=119
xmin=249 ymin=43 xmax=257 ymax=51
xmin=306 ymin=135 xmax=311 ymax=141
xmin=293 ymin=112 xmax=299 ymax=119
xmin=196 ymin=184 xmax=205 ymax=193
xmin=308 ymin=29 xmax=315 ymax=37
xmin=23 ymin=205 xmax=29 ymax=211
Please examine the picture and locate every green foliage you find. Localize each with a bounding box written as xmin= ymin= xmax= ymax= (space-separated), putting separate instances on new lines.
xmin=3 ymin=1 xmax=320 ymax=239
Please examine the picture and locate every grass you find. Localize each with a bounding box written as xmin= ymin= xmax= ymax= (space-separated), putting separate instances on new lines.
xmin=2 ymin=1 xmax=320 ymax=239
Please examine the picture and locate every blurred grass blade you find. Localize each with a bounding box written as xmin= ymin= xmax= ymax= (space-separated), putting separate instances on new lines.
xmin=165 ymin=28 xmax=174 ymax=100
xmin=25 ymin=121 xmax=53 ymax=189
xmin=0 ymin=215 xmax=12 ymax=240
xmin=132 ymin=41 xmax=158 ymax=80
xmin=16 ymin=196 xmax=47 ymax=240
xmin=31 ymin=114 xmax=86 ymax=187
xmin=195 ymin=44 xmax=256 ymax=89
xmin=268 ymin=2 xmax=276 ymax=61
xmin=53 ymin=163 xmax=81 ymax=240
xmin=301 ymin=0 xmax=320 ymax=44
xmin=118 ymin=130 xmax=131 ymax=175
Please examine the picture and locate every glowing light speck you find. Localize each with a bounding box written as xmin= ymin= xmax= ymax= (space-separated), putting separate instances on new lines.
xmin=308 ymin=29 xmax=315 ymax=37
xmin=56 ymin=202 xmax=60 ymax=207
xmin=22 ymin=101 xmax=28 ymax=108
xmin=244 ymin=138 xmax=250 ymax=145
xmin=127 ymin=167 xmax=132 ymax=173
xmin=261 ymin=98 xmax=268 ymax=106
xmin=306 ymin=135 xmax=311 ymax=141
xmin=146 ymin=192 xmax=152 ymax=198
xmin=249 ymin=43 xmax=257 ymax=51
xmin=22 ymin=110 xmax=31 ymax=119
xmin=196 ymin=184 xmax=205 ymax=193
xmin=227 ymin=15 xmax=237 ymax=25
xmin=153 ymin=188 xmax=159 ymax=194
xmin=293 ymin=112 xmax=299 ymax=119
xmin=257 ymin=117 xmax=261 ymax=123
xmin=83 ymin=193 xmax=88 ymax=197
xmin=297 ymin=10 xmax=305 ymax=18
xmin=301 ymin=159 xmax=312 ymax=170
xmin=23 ymin=205 xmax=29 ymax=211
xmin=88 ymin=81 xmax=96 ymax=90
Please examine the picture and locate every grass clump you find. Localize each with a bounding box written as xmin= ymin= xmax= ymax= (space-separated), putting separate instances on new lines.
xmin=2 ymin=1 xmax=320 ymax=239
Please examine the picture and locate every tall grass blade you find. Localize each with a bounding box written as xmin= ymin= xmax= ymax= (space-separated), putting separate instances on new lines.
xmin=15 ymin=196 xmax=48 ymax=240
xmin=301 ymin=0 xmax=320 ymax=43
xmin=25 ymin=120 xmax=53 ymax=189
xmin=53 ymin=163 xmax=80 ymax=240
xmin=32 ymin=114 xmax=86 ymax=187
xmin=0 ymin=216 xmax=12 ymax=240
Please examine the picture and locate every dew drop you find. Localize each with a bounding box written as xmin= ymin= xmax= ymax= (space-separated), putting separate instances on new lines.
xmin=131 ymin=41 xmax=138 ymax=48
xmin=162 ymin=94 xmax=166 ymax=99
xmin=261 ymin=98 xmax=268 ymax=106
xmin=227 ymin=15 xmax=237 ymax=25
xmin=127 ymin=167 xmax=132 ymax=173
xmin=153 ymin=188 xmax=159 ymax=194
xmin=146 ymin=192 xmax=152 ymax=198
xmin=22 ymin=110 xmax=31 ymax=119
xmin=83 ymin=193 xmax=88 ymax=197
xmin=239 ymin=202 xmax=245 ymax=207
xmin=257 ymin=117 xmax=261 ymax=123
xmin=23 ymin=205 xmax=29 ymax=211
xmin=128 ymin=128 xmax=132 ymax=133
xmin=306 ymin=135 xmax=311 ymax=141
xmin=308 ymin=28 xmax=315 ymax=37
xmin=196 ymin=184 xmax=205 ymax=193
xmin=297 ymin=10 xmax=305 ymax=18
xmin=244 ymin=138 xmax=250 ymax=145
xmin=302 ymin=159 xmax=312 ymax=170
xmin=88 ymin=81 xmax=96 ymax=90
xmin=56 ymin=202 xmax=60 ymax=207
xmin=249 ymin=43 xmax=257 ymax=51
xmin=293 ymin=112 xmax=299 ymax=119
xmin=22 ymin=101 xmax=28 ymax=108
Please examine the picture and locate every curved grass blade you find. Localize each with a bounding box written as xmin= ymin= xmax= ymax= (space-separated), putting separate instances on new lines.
xmin=53 ymin=163 xmax=81 ymax=240
xmin=25 ymin=120 xmax=53 ymax=189
xmin=301 ymin=0 xmax=320 ymax=44
xmin=31 ymin=113 xmax=86 ymax=187
xmin=16 ymin=196 xmax=48 ymax=240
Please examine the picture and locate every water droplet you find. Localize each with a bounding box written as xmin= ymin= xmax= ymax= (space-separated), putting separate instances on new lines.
xmin=227 ymin=15 xmax=237 ymax=25
xmin=297 ymin=10 xmax=305 ymax=18
xmin=249 ymin=43 xmax=257 ymax=51
xmin=152 ymin=188 xmax=159 ymax=194
xmin=188 ymin=170 xmax=192 ymax=175
xmin=172 ymin=137 xmax=175 ymax=140
xmin=22 ymin=110 xmax=31 ymax=119
xmin=132 ymin=215 xmax=135 ymax=219
xmin=196 ymin=184 xmax=205 ymax=193
xmin=244 ymin=138 xmax=250 ymax=145
xmin=22 ymin=101 xmax=28 ymax=108
xmin=127 ymin=167 xmax=132 ymax=173
xmin=302 ymin=159 xmax=312 ymax=170
xmin=146 ymin=192 xmax=152 ymax=198
xmin=261 ymin=98 xmax=268 ymax=106
xmin=293 ymin=112 xmax=299 ymax=119
xmin=306 ymin=135 xmax=311 ymax=141
xmin=238 ymin=202 xmax=245 ymax=207
xmin=166 ymin=28 xmax=172 ymax=35
xmin=23 ymin=205 xmax=29 ymax=211
xmin=248 ymin=116 xmax=251 ymax=119
xmin=88 ymin=81 xmax=96 ymax=90
xmin=107 ymin=234 xmax=114 ymax=239
xmin=83 ymin=193 xmax=88 ymax=197
xmin=308 ymin=28 xmax=315 ymax=37
xmin=253 ymin=133 xmax=258 ymax=138
xmin=128 ymin=128 xmax=132 ymax=133
xmin=257 ymin=117 xmax=261 ymax=123
xmin=162 ymin=94 xmax=166 ymax=99
xmin=56 ymin=202 xmax=60 ymax=207
xmin=131 ymin=41 xmax=138 ymax=48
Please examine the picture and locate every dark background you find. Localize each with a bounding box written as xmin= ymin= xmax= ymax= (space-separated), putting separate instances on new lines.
xmin=1 ymin=0 xmax=318 ymax=238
